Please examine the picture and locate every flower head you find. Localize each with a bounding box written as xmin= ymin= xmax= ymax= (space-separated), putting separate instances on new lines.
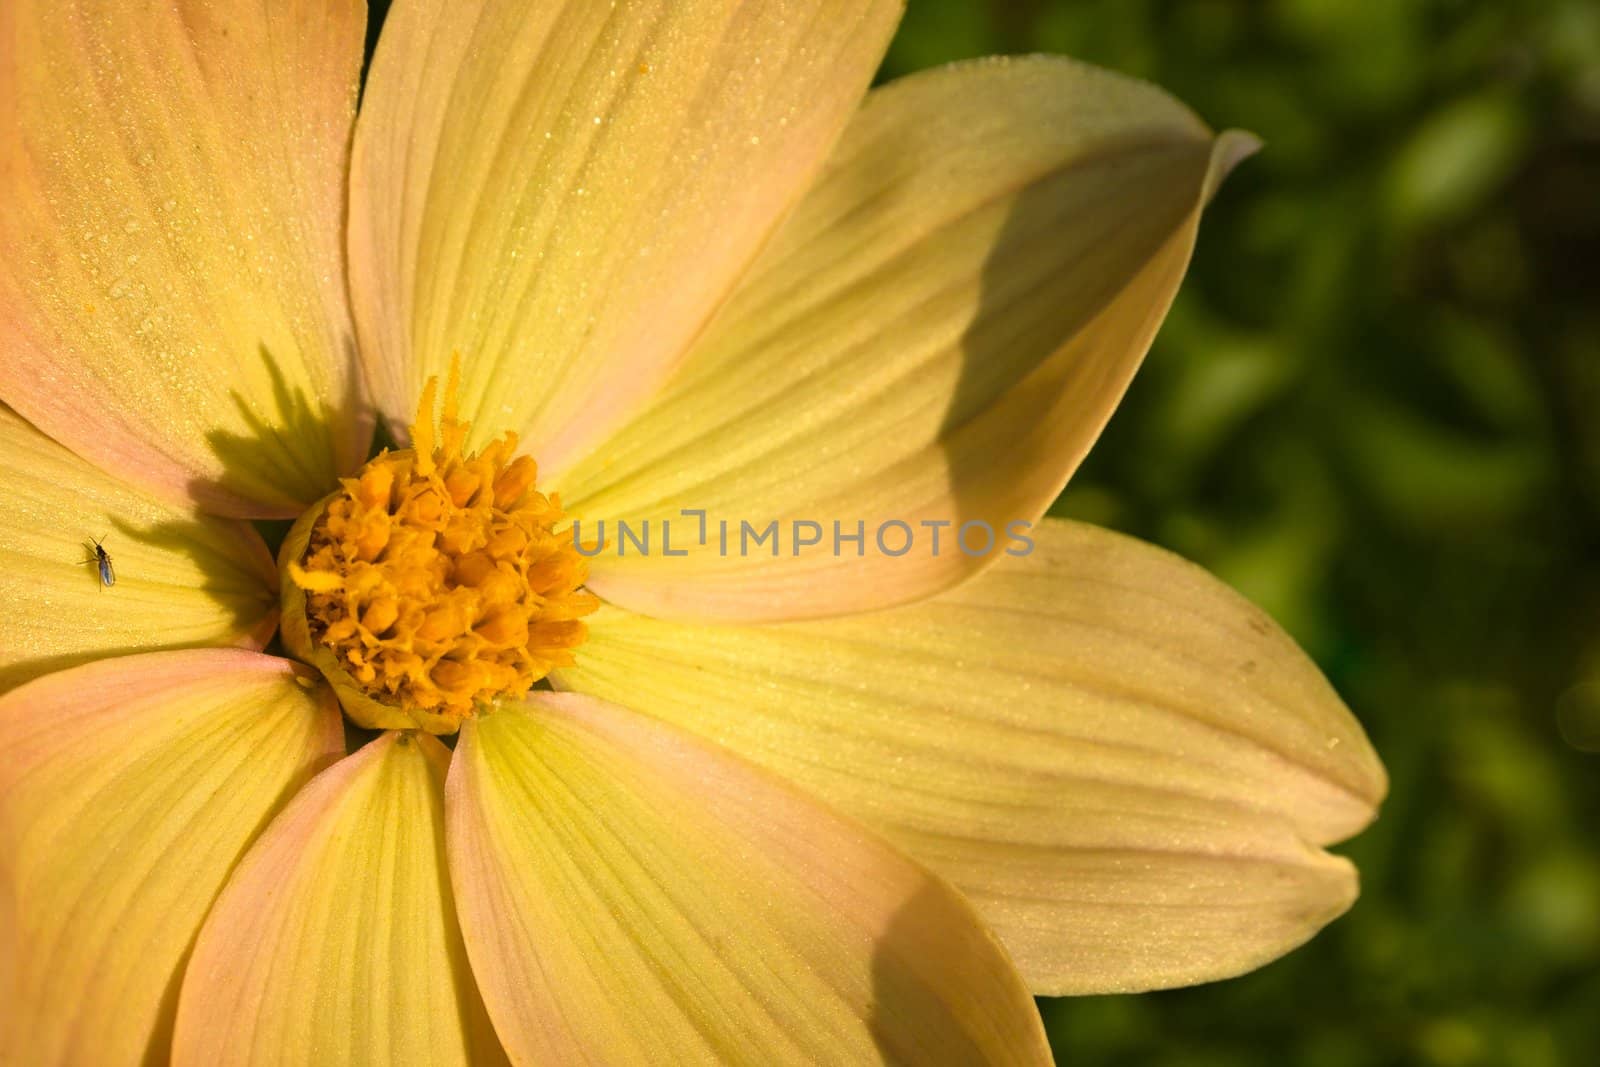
xmin=0 ymin=2 xmax=1385 ymax=1064
xmin=282 ymin=361 xmax=597 ymax=733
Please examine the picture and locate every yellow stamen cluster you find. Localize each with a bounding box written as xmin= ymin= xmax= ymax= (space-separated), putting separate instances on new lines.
xmin=285 ymin=368 xmax=596 ymax=733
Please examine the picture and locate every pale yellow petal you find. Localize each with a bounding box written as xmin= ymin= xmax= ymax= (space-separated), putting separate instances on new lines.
xmin=0 ymin=405 xmax=278 ymax=695
xmin=559 ymin=56 xmax=1253 ymax=620
xmin=0 ymin=650 xmax=345 ymax=1067
xmin=172 ymin=732 xmax=506 ymax=1067
xmin=0 ymin=0 xmax=369 ymax=517
xmin=553 ymin=519 xmax=1385 ymax=994
xmin=448 ymin=692 xmax=1051 ymax=1066
xmin=348 ymin=0 xmax=902 ymax=466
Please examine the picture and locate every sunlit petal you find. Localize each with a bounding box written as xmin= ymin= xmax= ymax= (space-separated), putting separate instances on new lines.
xmin=349 ymin=0 xmax=901 ymax=467
xmin=0 ymin=0 xmax=369 ymax=516
xmin=554 ymin=519 xmax=1385 ymax=993
xmin=559 ymin=57 xmax=1254 ymax=620
xmin=448 ymin=692 xmax=1050 ymax=1065
xmin=0 ymin=650 xmax=344 ymax=1066
xmin=0 ymin=405 xmax=278 ymax=695
xmin=173 ymin=732 xmax=505 ymax=1067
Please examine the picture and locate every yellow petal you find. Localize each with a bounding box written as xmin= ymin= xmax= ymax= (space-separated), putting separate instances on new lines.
xmin=0 ymin=405 xmax=279 ymax=695
xmin=172 ymin=732 xmax=506 ymax=1067
xmin=553 ymin=518 xmax=1385 ymax=994
xmin=559 ymin=56 xmax=1254 ymax=620
xmin=448 ymin=692 xmax=1051 ymax=1066
xmin=0 ymin=650 xmax=344 ymax=1067
xmin=0 ymin=0 xmax=369 ymax=517
xmin=348 ymin=0 xmax=902 ymax=467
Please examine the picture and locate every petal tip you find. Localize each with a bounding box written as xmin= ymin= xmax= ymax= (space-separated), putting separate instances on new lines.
xmin=1204 ymin=128 xmax=1263 ymax=201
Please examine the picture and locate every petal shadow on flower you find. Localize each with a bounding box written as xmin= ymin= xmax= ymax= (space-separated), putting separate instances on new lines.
xmin=933 ymin=102 xmax=1224 ymax=575
xmin=869 ymin=877 xmax=1051 ymax=1065
xmin=562 ymin=60 xmax=1239 ymax=622
xmin=944 ymin=167 xmax=1162 ymax=515
xmin=194 ymin=342 xmax=372 ymax=518
xmin=0 ymin=508 xmax=277 ymax=697
xmin=0 ymin=393 xmax=286 ymax=697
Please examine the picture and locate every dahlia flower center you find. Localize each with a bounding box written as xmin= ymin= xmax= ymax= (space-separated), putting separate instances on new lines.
xmin=278 ymin=367 xmax=597 ymax=735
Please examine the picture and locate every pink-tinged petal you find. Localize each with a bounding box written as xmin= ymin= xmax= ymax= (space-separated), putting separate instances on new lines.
xmin=0 ymin=650 xmax=344 ymax=1067
xmin=172 ymin=732 xmax=506 ymax=1067
xmin=0 ymin=0 xmax=369 ymax=517
xmin=559 ymin=56 xmax=1253 ymax=621
xmin=348 ymin=0 xmax=902 ymax=467
xmin=0 ymin=405 xmax=278 ymax=695
xmin=553 ymin=519 xmax=1385 ymax=994
xmin=448 ymin=692 xmax=1051 ymax=1066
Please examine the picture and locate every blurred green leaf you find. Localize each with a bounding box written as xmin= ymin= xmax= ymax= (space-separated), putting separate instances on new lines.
xmin=1386 ymin=92 xmax=1530 ymax=228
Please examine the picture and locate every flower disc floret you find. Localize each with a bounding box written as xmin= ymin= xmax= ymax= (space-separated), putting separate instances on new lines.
xmin=280 ymin=369 xmax=596 ymax=733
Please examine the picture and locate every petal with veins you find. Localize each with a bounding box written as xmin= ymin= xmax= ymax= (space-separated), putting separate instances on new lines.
xmin=0 ymin=651 xmax=344 ymax=1067
xmin=0 ymin=405 xmax=278 ymax=695
xmin=560 ymin=57 xmax=1255 ymax=621
xmin=554 ymin=519 xmax=1386 ymax=994
xmin=348 ymin=0 xmax=902 ymax=468
xmin=0 ymin=0 xmax=369 ymax=516
xmin=173 ymin=732 xmax=505 ymax=1067
xmin=448 ymin=692 xmax=1050 ymax=1066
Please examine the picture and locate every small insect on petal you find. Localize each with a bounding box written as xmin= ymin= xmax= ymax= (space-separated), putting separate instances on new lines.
xmin=82 ymin=534 xmax=116 ymax=589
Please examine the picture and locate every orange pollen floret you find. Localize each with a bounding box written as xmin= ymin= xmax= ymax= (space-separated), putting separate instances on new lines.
xmin=289 ymin=366 xmax=597 ymax=729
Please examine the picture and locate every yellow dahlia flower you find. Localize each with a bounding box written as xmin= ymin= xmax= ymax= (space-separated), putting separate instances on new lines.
xmin=0 ymin=2 xmax=1386 ymax=1064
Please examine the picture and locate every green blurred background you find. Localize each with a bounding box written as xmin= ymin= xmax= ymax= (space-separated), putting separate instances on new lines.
xmin=878 ymin=1 xmax=1600 ymax=1063
xmin=354 ymin=1 xmax=1599 ymax=1062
